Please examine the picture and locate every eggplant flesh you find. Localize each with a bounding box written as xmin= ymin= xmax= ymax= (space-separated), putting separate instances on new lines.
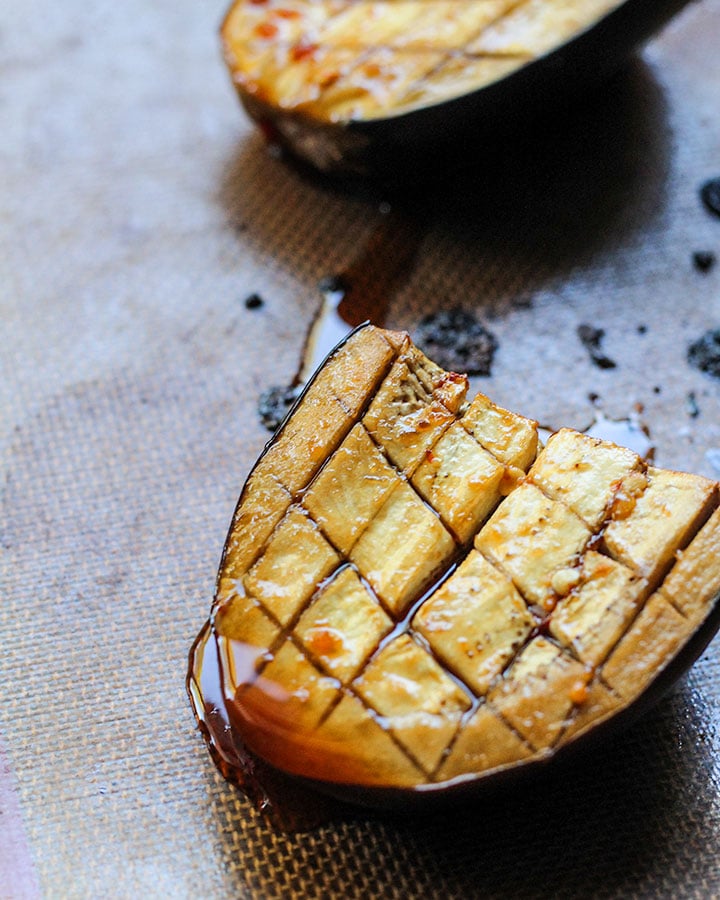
xmin=189 ymin=325 xmax=720 ymax=807
xmin=221 ymin=0 xmax=692 ymax=175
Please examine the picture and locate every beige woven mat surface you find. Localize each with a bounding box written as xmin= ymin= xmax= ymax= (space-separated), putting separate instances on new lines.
xmin=2 ymin=1 xmax=720 ymax=897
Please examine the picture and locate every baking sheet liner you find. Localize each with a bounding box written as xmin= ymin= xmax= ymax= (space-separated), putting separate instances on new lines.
xmin=1 ymin=1 xmax=720 ymax=896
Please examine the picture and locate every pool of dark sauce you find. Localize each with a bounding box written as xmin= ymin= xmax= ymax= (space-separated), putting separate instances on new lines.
xmin=303 ymin=205 xmax=422 ymax=378
xmin=188 ymin=561 xmax=468 ymax=831
xmin=188 ymin=623 xmax=356 ymax=831
xmin=258 ymin=206 xmax=423 ymax=431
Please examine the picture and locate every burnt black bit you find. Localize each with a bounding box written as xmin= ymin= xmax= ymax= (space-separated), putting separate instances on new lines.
xmin=688 ymin=329 xmax=720 ymax=380
xmin=577 ymin=324 xmax=617 ymax=370
xmin=700 ymin=178 xmax=720 ymax=219
xmin=257 ymin=384 xmax=302 ymax=432
xmin=414 ymin=308 xmax=498 ymax=376
xmin=653 ymin=386 xmax=662 ymax=395
xmin=588 ymin=391 xmax=600 ymax=405
xmin=637 ymin=324 xmax=648 ymax=335
xmin=686 ymin=391 xmax=700 ymax=418
xmin=244 ymin=293 xmax=264 ymax=310
xmin=693 ymin=251 xmax=716 ymax=273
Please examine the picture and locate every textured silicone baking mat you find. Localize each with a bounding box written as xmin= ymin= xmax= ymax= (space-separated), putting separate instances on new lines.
xmin=1 ymin=1 xmax=720 ymax=896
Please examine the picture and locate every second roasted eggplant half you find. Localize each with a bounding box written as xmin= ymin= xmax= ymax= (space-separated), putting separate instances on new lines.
xmin=189 ymin=325 xmax=720 ymax=810
xmin=221 ymin=0 xmax=691 ymax=175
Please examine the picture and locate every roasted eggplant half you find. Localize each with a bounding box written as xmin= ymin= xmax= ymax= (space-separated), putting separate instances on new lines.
xmin=220 ymin=0 xmax=691 ymax=175
xmin=188 ymin=325 xmax=720 ymax=812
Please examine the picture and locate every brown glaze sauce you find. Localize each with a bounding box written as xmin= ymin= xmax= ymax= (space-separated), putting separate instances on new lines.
xmin=299 ymin=206 xmax=422 ymax=381
xmin=256 ymin=206 xmax=422 ymax=434
xmin=187 ymin=542 xmax=470 ymax=830
xmin=188 ymin=621 xmax=354 ymax=831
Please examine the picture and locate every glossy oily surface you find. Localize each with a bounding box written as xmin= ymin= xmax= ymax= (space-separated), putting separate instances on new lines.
xmin=222 ymin=0 xmax=625 ymax=123
xmin=221 ymin=0 xmax=691 ymax=173
xmin=189 ymin=326 xmax=720 ymax=801
xmin=4 ymin=0 xmax=720 ymax=893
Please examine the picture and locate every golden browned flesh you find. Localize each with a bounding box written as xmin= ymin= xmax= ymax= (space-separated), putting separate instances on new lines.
xmin=221 ymin=0 xmax=626 ymax=124
xmin=212 ymin=325 xmax=720 ymax=788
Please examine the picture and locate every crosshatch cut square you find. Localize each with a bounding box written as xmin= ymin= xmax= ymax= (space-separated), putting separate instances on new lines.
xmin=244 ymin=505 xmax=340 ymax=626
xmin=529 ymin=428 xmax=643 ymax=530
xmin=475 ymin=482 xmax=591 ymax=606
xmin=302 ymin=423 xmax=401 ymax=554
xmin=411 ymin=422 xmax=505 ymax=542
xmin=294 ymin=566 xmax=393 ymax=684
xmin=349 ymin=480 xmax=456 ymax=616
xmin=413 ymin=550 xmax=533 ymax=696
xmin=361 ymin=354 xmax=463 ymax=475
xmin=459 ymin=390 xmax=538 ymax=470
xmin=488 ymin=636 xmax=587 ymax=751
xmin=353 ymin=633 xmax=471 ymax=773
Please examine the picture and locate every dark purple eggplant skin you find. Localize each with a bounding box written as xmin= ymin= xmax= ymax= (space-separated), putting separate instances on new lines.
xmin=295 ymin=588 xmax=720 ymax=812
xmin=188 ymin=592 xmax=720 ymax=820
xmin=239 ymin=0 xmax=692 ymax=179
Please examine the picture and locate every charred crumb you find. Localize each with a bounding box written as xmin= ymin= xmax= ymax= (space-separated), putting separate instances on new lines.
xmin=653 ymin=386 xmax=661 ymax=395
xmin=688 ymin=329 xmax=720 ymax=380
xmin=258 ymin=384 xmax=302 ymax=432
xmin=577 ymin=324 xmax=617 ymax=370
xmin=637 ymin=324 xmax=647 ymax=335
xmin=414 ymin=308 xmax=498 ymax=376
xmin=244 ymin=293 xmax=264 ymax=310
xmin=686 ymin=391 xmax=700 ymax=418
xmin=700 ymin=178 xmax=720 ymax=219
xmin=588 ymin=392 xmax=600 ymax=405
xmin=692 ymin=251 xmax=716 ymax=273
xmin=593 ymin=354 xmax=617 ymax=371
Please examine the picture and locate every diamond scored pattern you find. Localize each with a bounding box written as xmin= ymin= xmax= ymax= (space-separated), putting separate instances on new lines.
xmin=218 ymin=328 xmax=719 ymax=785
xmin=223 ymin=0 xmax=627 ymax=121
